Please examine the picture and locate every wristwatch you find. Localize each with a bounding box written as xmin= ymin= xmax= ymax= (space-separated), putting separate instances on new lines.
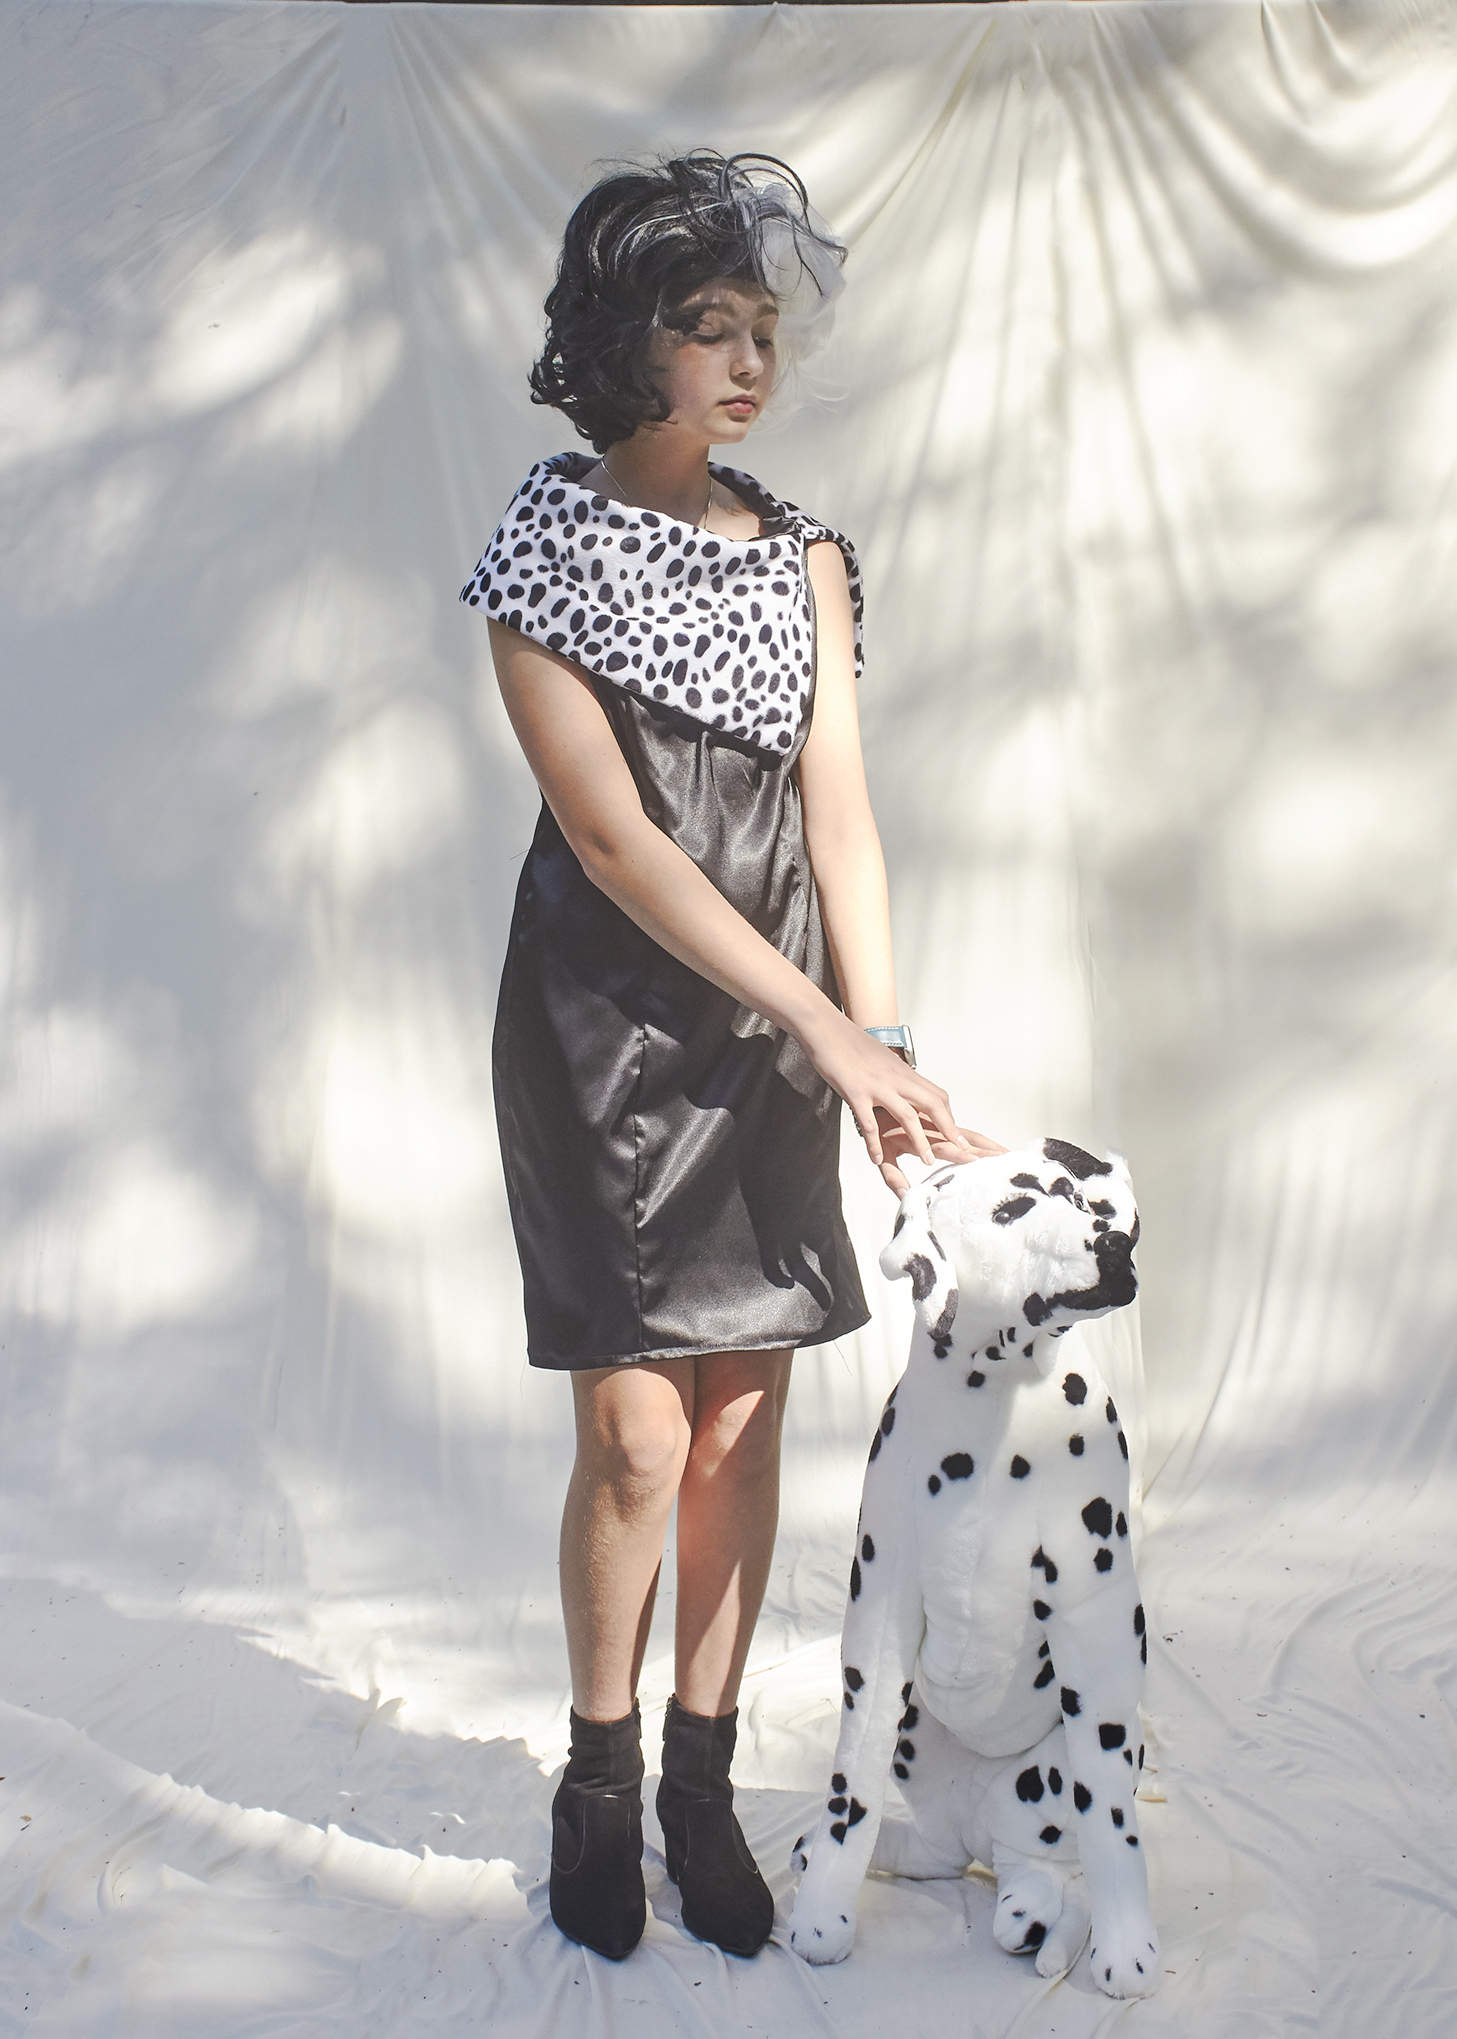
xmin=864 ymin=1024 xmax=916 ymax=1070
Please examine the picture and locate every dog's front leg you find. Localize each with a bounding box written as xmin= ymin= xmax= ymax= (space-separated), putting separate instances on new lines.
xmin=1045 ymin=1596 xmax=1159 ymax=1999
xmin=789 ymin=1426 xmax=924 ymax=1965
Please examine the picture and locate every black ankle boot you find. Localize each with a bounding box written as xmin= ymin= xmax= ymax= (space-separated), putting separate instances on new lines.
xmin=657 ymin=1695 xmax=774 ymax=1956
xmin=549 ymin=1703 xmax=646 ymax=1960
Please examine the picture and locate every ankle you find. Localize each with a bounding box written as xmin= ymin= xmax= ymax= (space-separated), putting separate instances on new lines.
xmin=564 ymin=1700 xmax=644 ymax=1791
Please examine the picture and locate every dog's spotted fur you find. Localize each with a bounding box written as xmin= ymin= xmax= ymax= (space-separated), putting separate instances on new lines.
xmin=787 ymin=1141 xmax=1159 ymax=2000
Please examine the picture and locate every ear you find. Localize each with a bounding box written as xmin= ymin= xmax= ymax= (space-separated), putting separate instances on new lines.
xmin=880 ymin=1191 xmax=959 ymax=1344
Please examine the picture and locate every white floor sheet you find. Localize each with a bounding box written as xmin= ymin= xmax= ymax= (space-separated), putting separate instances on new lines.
xmin=3 ymin=1 xmax=1457 ymax=2031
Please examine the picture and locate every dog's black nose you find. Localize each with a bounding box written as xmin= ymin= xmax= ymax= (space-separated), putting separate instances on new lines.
xmin=1094 ymin=1229 xmax=1138 ymax=1304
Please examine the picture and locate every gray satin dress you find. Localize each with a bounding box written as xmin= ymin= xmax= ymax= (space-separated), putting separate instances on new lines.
xmin=469 ymin=455 xmax=869 ymax=1369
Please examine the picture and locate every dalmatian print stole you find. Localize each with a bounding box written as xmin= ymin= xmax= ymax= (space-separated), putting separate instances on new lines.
xmin=460 ymin=452 xmax=864 ymax=756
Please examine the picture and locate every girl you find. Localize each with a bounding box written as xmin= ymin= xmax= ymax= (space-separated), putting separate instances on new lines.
xmin=461 ymin=153 xmax=998 ymax=1962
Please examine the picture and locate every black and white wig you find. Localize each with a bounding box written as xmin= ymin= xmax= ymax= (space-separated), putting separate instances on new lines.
xmin=529 ymin=150 xmax=847 ymax=453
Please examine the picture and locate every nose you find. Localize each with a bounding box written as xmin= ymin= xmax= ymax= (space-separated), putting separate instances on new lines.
xmin=1095 ymin=1229 xmax=1138 ymax=1305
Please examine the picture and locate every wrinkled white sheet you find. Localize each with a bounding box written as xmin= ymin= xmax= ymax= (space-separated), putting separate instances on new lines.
xmin=3 ymin=1 xmax=1456 ymax=2030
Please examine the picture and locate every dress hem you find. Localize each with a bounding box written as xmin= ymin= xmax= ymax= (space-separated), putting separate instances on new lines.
xmin=526 ymin=1308 xmax=872 ymax=1373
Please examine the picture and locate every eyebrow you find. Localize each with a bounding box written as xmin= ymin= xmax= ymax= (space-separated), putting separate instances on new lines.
xmin=688 ymin=296 xmax=779 ymax=320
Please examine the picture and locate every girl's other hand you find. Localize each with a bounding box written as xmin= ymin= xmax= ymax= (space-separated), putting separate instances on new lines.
xmin=874 ymin=1112 xmax=1006 ymax=1196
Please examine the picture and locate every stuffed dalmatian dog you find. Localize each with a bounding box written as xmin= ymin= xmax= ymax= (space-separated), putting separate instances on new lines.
xmin=788 ymin=1139 xmax=1158 ymax=2000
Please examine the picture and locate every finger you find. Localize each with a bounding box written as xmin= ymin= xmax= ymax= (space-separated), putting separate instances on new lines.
xmin=959 ymin=1127 xmax=1008 ymax=1156
xmin=879 ymin=1157 xmax=909 ymax=1197
xmin=886 ymin=1095 xmax=935 ymax=1167
xmin=906 ymin=1078 xmax=964 ymax=1151
xmin=852 ymin=1101 xmax=884 ymax=1166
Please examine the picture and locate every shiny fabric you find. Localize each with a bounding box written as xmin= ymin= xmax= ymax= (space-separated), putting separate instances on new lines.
xmin=460 ymin=454 xmax=865 ymax=755
xmin=491 ymin=457 xmax=869 ymax=1368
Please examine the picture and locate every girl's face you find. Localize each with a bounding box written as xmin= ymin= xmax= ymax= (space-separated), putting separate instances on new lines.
xmin=639 ymin=279 xmax=779 ymax=446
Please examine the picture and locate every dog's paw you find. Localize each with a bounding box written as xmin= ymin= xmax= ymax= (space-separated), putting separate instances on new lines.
xmin=1087 ymin=1913 xmax=1161 ymax=1999
xmin=790 ymin=1832 xmax=811 ymax=1876
xmin=1034 ymin=1872 xmax=1091 ymax=1978
xmin=993 ymin=1868 xmax=1065 ymax=1957
xmin=788 ymin=1899 xmax=856 ymax=1965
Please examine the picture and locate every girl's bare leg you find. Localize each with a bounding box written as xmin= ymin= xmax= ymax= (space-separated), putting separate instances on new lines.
xmin=673 ymin=1349 xmax=794 ymax=1717
xmin=561 ymin=1359 xmax=695 ymax=1721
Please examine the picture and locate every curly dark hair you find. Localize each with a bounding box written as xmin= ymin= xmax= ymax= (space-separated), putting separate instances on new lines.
xmin=529 ymin=151 xmax=846 ymax=454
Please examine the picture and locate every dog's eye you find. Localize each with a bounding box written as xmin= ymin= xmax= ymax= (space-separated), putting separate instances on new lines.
xmin=993 ymin=1195 xmax=1036 ymax=1226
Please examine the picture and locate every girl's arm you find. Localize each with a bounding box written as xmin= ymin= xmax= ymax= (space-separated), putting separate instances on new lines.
xmin=488 ymin=617 xmax=964 ymax=1173
xmin=799 ymin=543 xmax=1003 ymax=1187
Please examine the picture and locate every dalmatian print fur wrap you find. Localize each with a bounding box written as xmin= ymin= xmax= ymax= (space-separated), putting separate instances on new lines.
xmin=788 ymin=1140 xmax=1160 ymax=2001
xmin=460 ymin=453 xmax=863 ymax=756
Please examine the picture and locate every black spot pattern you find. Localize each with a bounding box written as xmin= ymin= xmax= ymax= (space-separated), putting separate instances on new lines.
xmin=844 ymin=1667 xmax=864 ymax=1691
xmin=1048 ymin=1767 xmax=1063 ymax=1794
xmin=1116 ymin=1512 xmax=1128 ymax=1538
xmin=1106 ymin=1397 xmax=1118 ymax=1424
xmin=1081 ymin=1498 xmax=1114 ymax=1538
xmin=941 ymin=1453 xmax=974 ymax=1480
xmin=1074 ymin=1781 xmax=1092 ymax=1811
xmin=849 ymin=1558 xmax=861 ymax=1600
xmin=832 ymin=1773 xmax=847 ymax=1791
xmin=1010 ymin=1455 xmax=1030 ymax=1478
xmin=1041 ymin=1139 xmax=1112 ymax=1179
xmin=1033 ymin=1661 xmax=1055 ymax=1688
xmin=1126 ymin=1835 xmax=1139 ymax=1847
xmin=1095 ymin=1548 xmax=1114 ymax=1572
xmin=1069 ymin=1435 xmax=1085 ymax=1456
xmin=1039 ymin=1825 xmax=1061 ymax=1845
xmin=1061 ymin=1687 xmax=1081 ymax=1717
xmin=1133 ymin=1604 xmax=1145 ymax=1635
xmin=1118 ymin=1429 xmax=1128 ymax=1460
xmin=904 ymin=1253 xmax=935 ymax=1303
xmin=862 ymin=1534 xmax=875 ymax=1561
xmin=1033 ymin=1599 xmax=1052 ymax=1620
xmin=927 ymin=1475 xmax=941 ymax=1495
xmin=1099 ymin=1723 xmax=1126 ymax=1750
xmin=967 ymin=1371 xmax=985 ymax=1388
xmin=460 ymin=454 xmax=863 ymax=755
xmin=1016 ymin=1767 xmax=1044 ymax=1803
xmin=1063 ymin=1373 xmax=1088 ymax=1406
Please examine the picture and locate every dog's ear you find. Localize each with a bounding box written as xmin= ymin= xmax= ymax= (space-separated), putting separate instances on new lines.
xmin=880 ymin=1192 xmax=959 ymax=1344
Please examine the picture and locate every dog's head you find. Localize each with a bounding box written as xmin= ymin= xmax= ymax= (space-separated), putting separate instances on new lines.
xmin=880 ymin=1138 xmax=1139 ymax=1372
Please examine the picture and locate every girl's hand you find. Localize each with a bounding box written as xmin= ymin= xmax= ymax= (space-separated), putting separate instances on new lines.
xmin=802 ymin=1015 xmax=1004 ymax=1195
xmin=875 ymin=1113 xmax=1006 ymax=1195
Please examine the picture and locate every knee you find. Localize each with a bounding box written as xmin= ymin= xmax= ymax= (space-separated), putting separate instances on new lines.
xmin=580 ymin=1403 xmax=689 ymax=1506
xmin=688 ymin=1383 xmax=787 ymax=1486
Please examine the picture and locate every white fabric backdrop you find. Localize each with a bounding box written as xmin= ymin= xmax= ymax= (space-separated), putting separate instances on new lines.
xmin=3 ymin=1 xmax=1457 ymax=2030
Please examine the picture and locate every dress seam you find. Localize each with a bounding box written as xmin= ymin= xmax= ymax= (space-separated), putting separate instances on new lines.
xmin=630 ymin=1022 xmax=648 ymax=1352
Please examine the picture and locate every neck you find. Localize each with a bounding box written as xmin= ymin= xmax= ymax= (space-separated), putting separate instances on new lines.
xmin=917 ymin=1316 xmax=1060 ymax=1392
xmin=600 ymin=433 xmax=712 ymax=525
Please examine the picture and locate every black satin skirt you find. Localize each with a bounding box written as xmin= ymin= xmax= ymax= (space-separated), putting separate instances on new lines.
xmin=492 ymin=678 xmax=869 ymax=1370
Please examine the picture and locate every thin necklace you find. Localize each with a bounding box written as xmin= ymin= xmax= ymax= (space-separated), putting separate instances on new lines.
xmin=601 ymin=456 xmax=714 ymax=531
